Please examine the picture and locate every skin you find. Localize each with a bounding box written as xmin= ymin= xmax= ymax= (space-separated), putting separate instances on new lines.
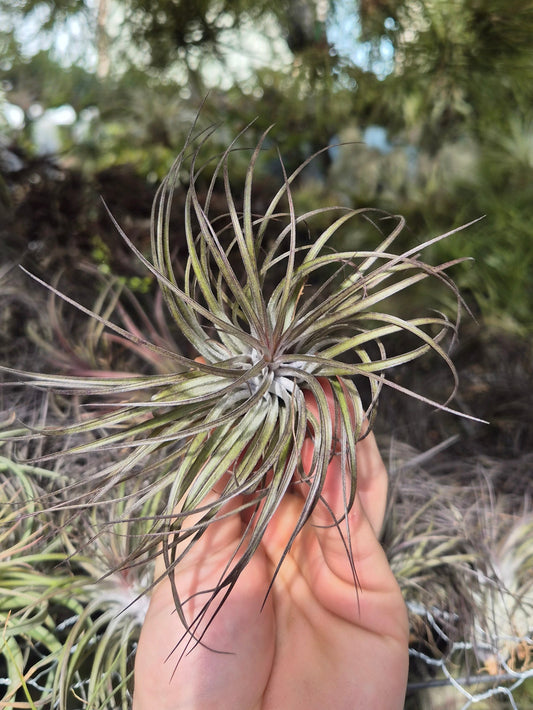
xmin=133 ymin=385 xmax=409 ymax=710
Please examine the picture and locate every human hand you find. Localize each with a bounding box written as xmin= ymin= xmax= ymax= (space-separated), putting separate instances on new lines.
xmin=133 ymin=384 xmax=409 ymax=710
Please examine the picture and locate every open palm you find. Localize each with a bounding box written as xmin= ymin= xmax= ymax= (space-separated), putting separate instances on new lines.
xmin=133 ymin=391 xmax=409 ymax=710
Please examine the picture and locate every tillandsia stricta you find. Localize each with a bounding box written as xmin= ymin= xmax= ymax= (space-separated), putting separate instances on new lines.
xmin=3 ymin=121 xmax=483 ymax=652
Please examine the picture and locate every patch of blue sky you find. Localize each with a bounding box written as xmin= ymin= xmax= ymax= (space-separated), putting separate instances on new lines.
xmin=326 ymin=2 xmax=394 ymax=79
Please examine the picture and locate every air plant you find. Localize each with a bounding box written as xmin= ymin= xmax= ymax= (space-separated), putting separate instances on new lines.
xmin=383 ymin=438 xmax=482 ymax=651
xmin=0 ymin=424 xmax=158 ymax=709
xmin=48 ymin=484 xmax=161 ymax=710
xmin=471 ymin=511 xmax=533 ymax=675
xmin=384 ymin=443 xmax=533 ymax=709
xmin=25 ymin=265 xmax=180 ymax=379
xmin=0 ymin=432 xmax=83 ymax=710
xmin=2 ymin=122 xmax=483 ymax=654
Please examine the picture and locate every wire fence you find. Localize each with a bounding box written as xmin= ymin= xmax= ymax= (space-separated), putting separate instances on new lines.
xmin=385 ymin=440 xmax=533 ymax=709
xmin=406 ymin=602 xmax=533 ymax=709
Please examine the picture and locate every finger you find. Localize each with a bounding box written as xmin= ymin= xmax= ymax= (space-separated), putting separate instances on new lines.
xmin=354 ymin=430 xmax=388 ymax=537
xmin=134 ymin=545 xmax=274 ymax=710
xmin=309 ymin=488 xmax=406 ymax=635
xmin=261 ymin=469 xmax=408 ymax=645
xmin=153 ymin=482 xmax=246 ymax=582
xmin=302 ymin=380 xmax=388 ymax=536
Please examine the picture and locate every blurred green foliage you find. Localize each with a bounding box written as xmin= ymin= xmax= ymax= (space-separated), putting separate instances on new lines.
xmin=1 ymin=0 xmax=532 ymax=332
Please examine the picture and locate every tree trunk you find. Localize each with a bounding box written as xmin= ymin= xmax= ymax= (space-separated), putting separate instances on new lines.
xmin=96 ymin=0 xmax=110 ymax=78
